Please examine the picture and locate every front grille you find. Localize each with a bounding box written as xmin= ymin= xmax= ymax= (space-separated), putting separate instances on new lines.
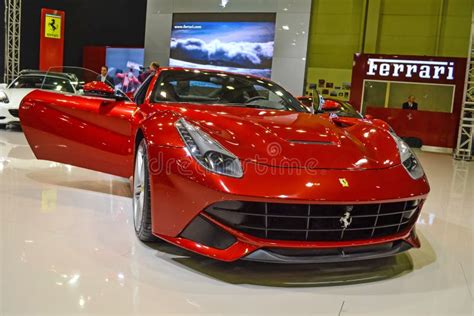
xmin=8 ymin=109 xmax=19 ymax=117
xmin=204 ymin=200 xmax=422 ymax=242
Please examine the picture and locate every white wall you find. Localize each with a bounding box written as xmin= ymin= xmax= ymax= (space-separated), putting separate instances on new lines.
xmin=144 ymin=0 xmax=312 ymax=95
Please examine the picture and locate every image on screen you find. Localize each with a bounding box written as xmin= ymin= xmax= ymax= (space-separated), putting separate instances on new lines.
xmin=105 ymin=47 xmax=145 ymax=92
xmin=170 ymin=13 xmax=276 ymax=78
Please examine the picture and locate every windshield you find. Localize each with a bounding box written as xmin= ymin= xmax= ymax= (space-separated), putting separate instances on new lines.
xmin=336 ymin=101 xmax=362 ymax=118
xmin=152 ymin=70 xmax=308 ymax=112
xmin=43 ymin=66 xmax=97 ymax=93
xmin=9 ymin=74 xmax=75 ymax=93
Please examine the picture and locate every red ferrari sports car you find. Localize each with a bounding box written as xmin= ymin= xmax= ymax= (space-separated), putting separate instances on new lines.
xmin=19 ymin=67 xmax=430 ymax=263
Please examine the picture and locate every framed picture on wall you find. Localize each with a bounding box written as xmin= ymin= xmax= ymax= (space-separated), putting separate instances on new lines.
xmin=318 ymin=79 xmax=325 ymax=88
xmin=326 ymin=82 xmax=334 ymax=88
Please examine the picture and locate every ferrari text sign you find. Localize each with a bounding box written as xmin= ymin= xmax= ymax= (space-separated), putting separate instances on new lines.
xmin=44 ymin=14 xmax=62 ymax=39
xmin=350 ymin=53 xmax=467 ymax=149
xmin=366 ymin=58 xmax=455 ymax=81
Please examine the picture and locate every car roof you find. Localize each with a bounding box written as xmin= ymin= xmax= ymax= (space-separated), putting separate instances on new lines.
xmin=17 ymin=70 xmax=77 ymax=82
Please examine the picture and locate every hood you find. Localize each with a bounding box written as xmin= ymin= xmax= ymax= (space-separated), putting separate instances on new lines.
xmin=169 ymin=104 xmax=401 ymax=170
xmin=1 ymin=88 xmax=36 ymax=109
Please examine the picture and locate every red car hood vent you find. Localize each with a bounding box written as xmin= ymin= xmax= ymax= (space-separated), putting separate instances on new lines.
xmin=172 ymin=105 xmax=400 ymax=170
xmin=287 ymin=140 xmax=336 ymax=145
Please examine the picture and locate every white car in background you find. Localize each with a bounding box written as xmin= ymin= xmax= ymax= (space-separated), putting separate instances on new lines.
xmin=0 ymin=70 xmax=78 ymax=128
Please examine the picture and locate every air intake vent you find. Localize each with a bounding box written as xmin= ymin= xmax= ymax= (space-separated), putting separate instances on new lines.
xmin=204 ymin=200 xmax=422 ymax=242
xmin=8 ymin=109 xmax=19 ymax=118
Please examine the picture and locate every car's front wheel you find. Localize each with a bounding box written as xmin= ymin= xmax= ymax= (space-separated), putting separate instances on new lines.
xmin=133 ymin=139 xmax=157 ymax=242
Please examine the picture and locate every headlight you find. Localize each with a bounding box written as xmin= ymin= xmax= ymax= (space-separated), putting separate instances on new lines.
xmin=391 ymin=134 xmax=424 ymax=179
xmin=0 ymin=91 xmax=9 ymax=103
xmin=175 ymin=118 xmax=243 ymax=178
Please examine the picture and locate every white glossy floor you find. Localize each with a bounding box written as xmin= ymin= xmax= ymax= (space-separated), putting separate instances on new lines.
xmin=0 ymin=128 xmax=472 ymax=316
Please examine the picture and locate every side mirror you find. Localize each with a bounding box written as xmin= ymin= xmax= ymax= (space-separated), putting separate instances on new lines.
xmin=76 ymin=81 xmax=85 ymax=90
xmin=83 ymin=81 xmax=115 ymax=98
xmin=364 ymin=114 xmax=374 ymax=120
xmin=296 ymin=96 xmax=314 ymax=114
xmin=321 ymin=100 xmax=341 ymax=111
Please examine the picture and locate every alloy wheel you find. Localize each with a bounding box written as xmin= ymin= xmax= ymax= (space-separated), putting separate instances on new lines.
xmin=133 ymin=144 xmax=145 ymax=232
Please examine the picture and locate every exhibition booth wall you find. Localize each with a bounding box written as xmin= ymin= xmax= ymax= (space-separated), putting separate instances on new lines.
xmin=8 ymin=0 xmax=471 ymax=96
xmin=350 ymin=53 xmax=467 ymax=149
xmin=143 ymin=0 xmax=312 ymax=96
xmin=305 ymin=0 xmax=472 ymax=102
xmin=18 ymin=0 xmax=147 ymax=73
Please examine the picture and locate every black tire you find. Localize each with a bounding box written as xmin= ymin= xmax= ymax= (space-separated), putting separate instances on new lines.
xmin=0 ymin=124 xmax=6 ymax=129
xmin=133 ymin=139 xmax=158 ymax=242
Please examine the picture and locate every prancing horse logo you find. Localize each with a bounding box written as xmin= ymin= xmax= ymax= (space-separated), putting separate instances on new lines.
xmin=339 ymin=178 xmax=349 ymax=187
xmin=339 ymin=211 xmax=353 ymax=229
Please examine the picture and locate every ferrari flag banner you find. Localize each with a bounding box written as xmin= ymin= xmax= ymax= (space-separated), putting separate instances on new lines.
xmin=44 ymin=14 xmax=61 ymax=39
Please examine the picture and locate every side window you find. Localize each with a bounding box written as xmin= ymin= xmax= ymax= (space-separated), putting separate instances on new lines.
xmin=134 ymin=75 xmax=153 ymax=105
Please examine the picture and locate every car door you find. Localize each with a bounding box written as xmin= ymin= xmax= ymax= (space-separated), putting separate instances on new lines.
xmin=20 ymin=88 xmax=137 ymax=178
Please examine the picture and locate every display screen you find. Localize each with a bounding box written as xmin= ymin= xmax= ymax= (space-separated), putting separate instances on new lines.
xmin=170 ymin=13 xmax=276 ymax=78
xmin=105 ymin=47 xmax=145 ymax=92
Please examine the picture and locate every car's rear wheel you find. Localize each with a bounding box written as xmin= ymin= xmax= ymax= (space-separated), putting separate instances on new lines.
xmin=133 ymin=139 xmax=157 ymax=242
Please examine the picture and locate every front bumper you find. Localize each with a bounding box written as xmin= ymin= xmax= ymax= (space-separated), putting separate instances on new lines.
xmin=158 ymin=212 xmax=420 ymax=263
xmin=149 ymin=146 xmax=429 ymax=262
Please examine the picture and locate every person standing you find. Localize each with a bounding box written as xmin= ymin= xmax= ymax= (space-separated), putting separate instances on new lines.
xmin=97 ymin=66 xmax=115 ymax=87
xmin=139 ymin=61 xmax=160 ymax=82
xmin=402 ymin=95 xmax=418 ymax=110
xmin=149 ymin=61 xmax=160 ymax=72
